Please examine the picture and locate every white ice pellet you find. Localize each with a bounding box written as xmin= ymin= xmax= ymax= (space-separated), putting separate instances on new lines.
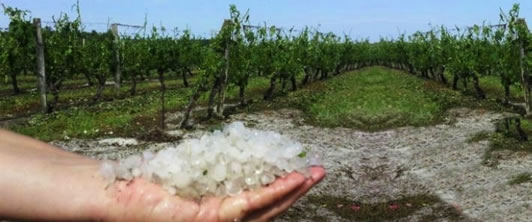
xmin=260 ymin=173 xmax=275 ymax=185
xmin=142 ymin=151 xmax=155 ymax=161
xmin=132 ymin=168 xmax=142 ymax=177
xmin=245 ymin=176 xmax=257 ymax=186
xmin=225 ymin=179 xmax=243 ymax=196
xmin=212 ymin=164 xmax=227 ymax=182
xmin=102 ymin=121 xmax=322 ymax=198
xmin=121 ymin=154 xmax=142 ymax=169
xmin=307 ymin=153 xmax=323 ymax=167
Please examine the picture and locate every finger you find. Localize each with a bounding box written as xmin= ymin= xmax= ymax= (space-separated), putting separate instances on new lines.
xmin=218 ymin=171 xmax=307 ymax=221
xmin=244 ymin=167 xmax=326 ymax=222
xmin=194 ymin=197 xmax=221 ymax=221
xmin=106 ymin=178 xmax=200 ymax=222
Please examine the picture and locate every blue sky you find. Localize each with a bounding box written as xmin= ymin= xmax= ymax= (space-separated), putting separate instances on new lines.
xmin=0 ymin=0 xmax=530 ymax=41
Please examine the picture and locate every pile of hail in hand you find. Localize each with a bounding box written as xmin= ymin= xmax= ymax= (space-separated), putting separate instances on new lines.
xmin=100 ymin=121 xmax=322 ymax=198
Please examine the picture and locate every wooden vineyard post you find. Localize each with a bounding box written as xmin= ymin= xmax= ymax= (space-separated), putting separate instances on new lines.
xmin=111 ymin=23 xmax=121 ymax=98
xmin=517 ymin=19 xmax=532 ymax=116
xmin=216 ymin=19 xmax=232 ymax=116
xmin=217 ymin=39 xmax=229 ymax=115
xmin=33 ymin=18 xmax=47 ymax=113
xmin=159 ymin=69 xmax=166 ymax=130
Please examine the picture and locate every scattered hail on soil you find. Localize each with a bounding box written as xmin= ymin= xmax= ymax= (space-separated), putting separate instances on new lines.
xmin=53 ymin=108 xmax=532 ymax=222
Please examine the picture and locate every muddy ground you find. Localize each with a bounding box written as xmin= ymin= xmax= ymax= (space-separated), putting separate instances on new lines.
xmin=54 ymin=108 xmax=532 ymax=222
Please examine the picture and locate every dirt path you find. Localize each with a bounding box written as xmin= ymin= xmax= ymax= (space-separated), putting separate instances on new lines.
xmin=55 ymin=108 xmax=532 ymax=221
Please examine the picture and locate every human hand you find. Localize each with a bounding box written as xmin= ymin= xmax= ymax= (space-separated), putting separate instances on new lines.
xmin=101 ymin=166 xmax=325 ymax=222
xmin=0 ymin=129 xmax=325 ymax=222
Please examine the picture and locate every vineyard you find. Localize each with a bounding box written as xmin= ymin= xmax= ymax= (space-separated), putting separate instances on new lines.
xmin=1 ymin=2 xmax=532 ymax=221
xmin=2 ymin=3 xmax=532 ymax=127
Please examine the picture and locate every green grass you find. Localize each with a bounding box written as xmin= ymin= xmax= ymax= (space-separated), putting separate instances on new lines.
xmin=441 ymin=71 xmax=524 ymax=102
xmin=508 ymin=172 xmax=532 ymax=185
xmin=0 ymin=74 xmax=38 ymax=92
xmin=466 ymin=131 xmax=493 ymax=143
xmin=12 ymin=90 xmax=186 ymax=141
xmin=0 ymin=74 xmax=88 ymax=94
xmin=0 ymin=76 xmax=194 ymax=120
xmin=16 ymin=109 xmax=134 ymax=141
xmin=479 ymin=75 xmax=523 ymax=102
xmin=255 ymin=66 xmax=463 ymax=131
xmin=8 ymin=76 xmax=270 ymax=141
xmin=5 ymin=66 xmax=531 ymax=145
xmin=482 ymin=118 xmax=532 ymax=167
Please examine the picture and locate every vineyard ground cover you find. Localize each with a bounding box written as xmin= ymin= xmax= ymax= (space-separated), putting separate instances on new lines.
xmin=7 ymin=76 xmax=270 ymax=141
xmin=441 ymin=72 xmax=524 ymax=103
xmin=417 ymin=70 xmax=532 ymax=166
xmin=393 ymin=67 xmax=532 ymax=167
xmin=2 ymin=66 xmax=530 ymax=164
xmin=5 ymin=67 xmax=532 ymax=147
xmin=0 ymin=74 xmax=38 ymax=93
xmin=250 ymin=66 xmax=465 ymax=131
xmin=0 ymin=76 xmax=97 ymax=96
xmin=508 ymin=172 xmax=532 ymax=185
xmin=247 ymin=66 xmax=532 ymax=167
xmin=480 ymin=118 xmax=532 ymax=167
xmin=479 ymin=76 xmax=524 ymax=102
xmin=0 ymin=75 xmax=195 ymax=120
xmin=4 ymin=66 xmax=530 ymax=160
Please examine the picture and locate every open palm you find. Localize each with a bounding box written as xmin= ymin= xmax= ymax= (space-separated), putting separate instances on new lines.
xmin=104 ymin=167 xmax=325 ymax=222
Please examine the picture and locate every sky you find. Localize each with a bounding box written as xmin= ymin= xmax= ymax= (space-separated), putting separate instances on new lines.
xmin=0 ymin=0 xmax=531 ymax=41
